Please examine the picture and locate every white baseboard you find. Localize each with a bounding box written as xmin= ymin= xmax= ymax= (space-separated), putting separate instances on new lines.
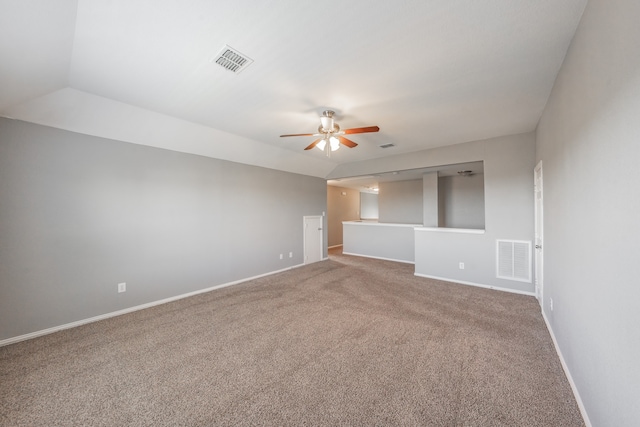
xmin=414 ymin=272 xmax=535 ymax=297
xmin=541 ymin=311 xmax=592 ymax=427
xmin=341 ymin=251 xmax=414 ymax=265
xmin=328 ymin=244 xmax=343 ymax=249
xmin=0 ymin=263 xmax=305 ymax=347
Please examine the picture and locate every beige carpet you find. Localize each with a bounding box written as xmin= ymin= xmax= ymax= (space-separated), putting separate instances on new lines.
xmin=0 ymin=248 xmax=584 ymax=426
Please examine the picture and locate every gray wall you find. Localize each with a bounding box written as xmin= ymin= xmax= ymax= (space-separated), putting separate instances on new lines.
xmin=327 ymin=185 xmax=360 ymax=247
xmin=0 ymin=118 xmax=327 ymax=341
xmin=330 ymin=132 xmax=535 ymax=294
xmin=438 ymin=173 xmax=485 ymax=229
xmin=412 ymin=135 xmax=534 ymax=294
xmin=378 ymin=179 xmax=423 ymax=224
xmin=359 ymin=192 xmax=378 ymax=220
xmin=422 ymin=173 xmax=438 ymax=227
xmin=343 ymin=223 xmax=416 ymax=263
xmin=536 ymin=0 xmax=640 ymax=424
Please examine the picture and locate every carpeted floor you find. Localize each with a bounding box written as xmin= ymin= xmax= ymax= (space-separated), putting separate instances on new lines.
xmin=0 ymin=248 xmax=584 ymax=426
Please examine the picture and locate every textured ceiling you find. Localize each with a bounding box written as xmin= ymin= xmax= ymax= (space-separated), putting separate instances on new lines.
xmin=0 ymin=0 xmax=587 ymax=177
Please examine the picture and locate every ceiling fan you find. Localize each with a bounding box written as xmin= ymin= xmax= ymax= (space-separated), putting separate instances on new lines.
xmin=280 ymin=110 xmax=380 ymax=157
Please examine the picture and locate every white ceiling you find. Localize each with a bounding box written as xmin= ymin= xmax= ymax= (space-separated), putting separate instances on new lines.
xmin=0 ymin=0 xmax=587 ymax=178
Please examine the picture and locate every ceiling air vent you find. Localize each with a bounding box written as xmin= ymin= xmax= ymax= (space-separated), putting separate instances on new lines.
xmin=379 ymin=143 xmax=395 ymax=149
xmin=213 ymin=45 xmax=253 ymax=74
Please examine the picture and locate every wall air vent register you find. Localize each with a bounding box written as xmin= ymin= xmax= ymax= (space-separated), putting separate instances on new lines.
xmin=496 ymin=240 xmax=531 ymax=283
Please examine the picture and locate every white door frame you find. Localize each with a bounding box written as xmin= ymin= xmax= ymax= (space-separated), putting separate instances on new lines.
xmin=303 ymin=215 xmax=323 ymax=264
xmin=534 ymin=161 xmax=544 ymax=308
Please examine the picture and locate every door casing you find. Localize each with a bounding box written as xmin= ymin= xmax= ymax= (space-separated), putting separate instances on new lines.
xmin=534 ymin=161 xmax=544 ymax=308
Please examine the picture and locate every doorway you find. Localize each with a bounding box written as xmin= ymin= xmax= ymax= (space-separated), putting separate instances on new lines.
xmin=534 ymin=161 xmax=544 ymax=308
xmin=304 ymin=216 xmax=323 ymax=264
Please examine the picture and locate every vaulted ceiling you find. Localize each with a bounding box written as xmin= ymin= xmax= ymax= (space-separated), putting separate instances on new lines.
xmin=0 ymin=0 xmax=587 ymax=178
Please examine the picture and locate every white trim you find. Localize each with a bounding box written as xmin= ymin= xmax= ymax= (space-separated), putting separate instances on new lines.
xmin=541 ymin=311 xmax=593 ymax=427
xmin=534 ymin=161 xmax=544 ymax=308
xmin=342 ymin=221 xmax=422 ymax=228
xmin=414 ymin=272 xmax=535 ymax=296
xmin=0 ymin=263 xmax=305 ymax=347
xmin=303 ymin=215 xmax=323 ymax=265
xmin=342 ymin=251 xmax=414 ymax=265
xmin=415 ymin=227 xmax=485 ymax=234
xmin=328 ymin=244 xmax=343 ymax=249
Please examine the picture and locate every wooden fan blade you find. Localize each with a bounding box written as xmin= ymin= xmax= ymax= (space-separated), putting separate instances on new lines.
xmin=304 ymin=139 xmax=322 ymax=150
xmin=338 ymin=136 xmax=358 ymax=148
xmin=343 ymin=126 xmax=380 ymax=135
xmin=280 ymin=133 xmax=315 ymax=137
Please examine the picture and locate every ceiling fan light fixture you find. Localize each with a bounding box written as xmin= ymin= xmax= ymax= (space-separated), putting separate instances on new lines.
xmin=329 ymin=136 xmax=340 ymax=151
xmin=280 ymin=109 xmax=378 ymax=154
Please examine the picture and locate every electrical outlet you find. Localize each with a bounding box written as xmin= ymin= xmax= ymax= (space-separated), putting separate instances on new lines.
xmin=459 ymin=262 xmax=465 ymax=270
xmin=289 ymin=252 xmax=293 ymax=258
xmin=550 ymin=298 xmax=554 ymax=311
xmin=118 ymin=282 xmax=126 ymax=293
xmin=279 ymin=254 xmax=283 ymax=260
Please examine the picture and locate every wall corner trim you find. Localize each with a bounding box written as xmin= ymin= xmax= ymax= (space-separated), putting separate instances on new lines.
xmin=541 ymin=311 xmax=593 ymax=427
xmin=413 ymin=273 xmax=535 ymax=296
xmin=342 ymin=252 xmax=415 ymax=265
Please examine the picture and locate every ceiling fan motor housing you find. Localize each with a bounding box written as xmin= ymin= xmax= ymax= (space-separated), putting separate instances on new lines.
xmin=320 ymin=118 xmax=333 ymax=132
xmin=318 ymin=123 xmax=339 ymax=134
xmin=320 ymin=110 xmax=336 ymax=132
